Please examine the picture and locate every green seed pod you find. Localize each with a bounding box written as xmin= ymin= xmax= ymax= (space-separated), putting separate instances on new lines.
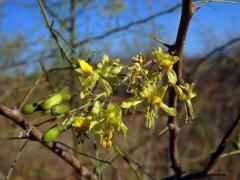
xmin=51 ymin=104 xmax=70 ymax=116
xmin=42 ymin=124 xmax=66 ymax=143
xmin=59 ymin=87 xmax=71 ymax=101
xmin=42 ymin=94 xmax=62 ymax=110
xmin=21 ymin=103 xmax=38 ymax=114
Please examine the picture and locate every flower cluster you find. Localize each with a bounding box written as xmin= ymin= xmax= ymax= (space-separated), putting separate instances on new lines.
xmin=22 ymin=47 xmax=196 ymax=148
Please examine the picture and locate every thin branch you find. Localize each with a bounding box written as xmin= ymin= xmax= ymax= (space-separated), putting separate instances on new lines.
xmin=114 ymin=146 xmax=148 ymax=180
xmin=5 ymin=140 xmax=29 ymax=180
xmin=42 ymin=0 xmax=66 ymax=25
xmin=0 ymin=50 xmax=57 ymax=70
xmin=167 ymin=0 xmax=193 ymax=177
xmin=220 ymin=150 xmax=240 ymax=158
xmin=76 ymin=3 xmax=181 ymax=46
xmin=18 ymin=76 xmax=43 ymax=110
xmin=187 ymin=36 xmax=240 ymax=79
xmin=162 ymin=171 xmax=226 ymax=180
xmin=56 ymin=141 xmax=115 ymax=167
xmin=0 ymin=104 xmax=97 ymax=180
xmin=38 ymin=0 xmax=73 ymax=65
xmin=39 ymin=59 xmax=57 ymax=92
xmin=204 ymin=111 xmax=240 ymax=173
xmin=34 ymin=117 xmax=58 ymax=127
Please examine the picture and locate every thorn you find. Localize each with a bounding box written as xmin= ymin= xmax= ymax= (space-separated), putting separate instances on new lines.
xmin=152 ymin=36 xmax=175 ymax=52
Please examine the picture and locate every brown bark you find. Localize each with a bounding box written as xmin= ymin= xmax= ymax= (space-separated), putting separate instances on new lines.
xmin=0 ymin=104 xmax=97 ymax=180
xmin=167 ymin=0 xmax=193 ymax=177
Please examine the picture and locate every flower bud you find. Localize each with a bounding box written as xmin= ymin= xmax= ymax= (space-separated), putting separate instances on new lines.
xmin=21 ymin=103 xmax=38 ymax=114
xmin=51 ymin=104 xmax=70 ymax=116
xmin=42 ymin=94 xmax=62 ymax=110
xmin=42 ymin=124 xmax=66 ymax=143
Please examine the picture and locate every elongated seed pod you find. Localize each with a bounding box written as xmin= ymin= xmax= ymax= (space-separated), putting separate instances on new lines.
xmin=42 ymin=124 xmax=66 ymax=143
xmin=42 ymin=94 xmax=62 ymax=110
xmin=21 ymin=103 xmax=38 ymax=114
xmin=51 ymin=104 xmax=70 ymax=116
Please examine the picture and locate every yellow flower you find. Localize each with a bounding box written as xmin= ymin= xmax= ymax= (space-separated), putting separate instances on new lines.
xmin=151 ymin=86 xmax=176 ymax=116
xmin=173 ymin=83 xmax=197 ymax=122
xmin=79 ymin=59 xmax=93 ymax=76
xmin=99 ymin=129 xmax=114 ymax=148
xmin=161 ymin=60 xmax=173 ymax=71
xmin=72 ymin=116 xmax=86 ymax=128
xmin=153 ymin=47 xmax=179 ymax=84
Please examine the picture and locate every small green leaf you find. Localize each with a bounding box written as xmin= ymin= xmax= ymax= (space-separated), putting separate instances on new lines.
xmin=81 ymin=72 xmax=99 ymax=99
xmin=167 ymin=69 xmax=177 ymax=84
xmin=184 ymin=99 xmax=195 ymax=122
xmin=160 ymin=103 xmax=176 ymax=116
xmin=92 ymin=101 xmax=102 ymax=115
xmin=121 ymin=99 xmax=142 ymax=109
xmin=89 ymin=121 xmax=98 ymax=131
xmin=118 ymin=123 xmax=128 ymax=139
xmin=99 ymin=78 xmax=112 ymax=97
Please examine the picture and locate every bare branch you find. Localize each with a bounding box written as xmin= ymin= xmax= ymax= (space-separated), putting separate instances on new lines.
xmin=0 ymin=104 xmax=97 ymax=179
xmin=18 ymin=76 xmax=43 ymax=110
xmin=76 ymin=3 xmax=181 ymax=46
xmin=167 ymin=0 xmax=193 ymax=177
xmin=204 ymin=111 xmax=240 ymax=173
xmin=5 ymin=140 xmax=29 ymax=180
xmin=38 ymin=0 xmax=73 ymax=65
xmin=187 ymin=36 xmax=240 ymax=79
xmin=220 ymin=150 xmax=240 ymax=158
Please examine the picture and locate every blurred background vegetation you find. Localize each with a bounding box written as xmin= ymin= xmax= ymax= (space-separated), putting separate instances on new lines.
xmin=0 ymin=0 xmax=240 ymax=179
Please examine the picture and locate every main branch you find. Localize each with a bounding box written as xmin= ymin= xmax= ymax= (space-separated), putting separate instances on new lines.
xmin=0 ymin=104 xmax=97 ymax=180
xmin=167 ymin=0 xmax=193 ymax=177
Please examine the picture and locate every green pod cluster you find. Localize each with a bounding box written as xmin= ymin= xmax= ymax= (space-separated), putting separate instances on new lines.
xmin=42 ymin=124 xmax=66 ymax=143
xmin=51 ymin=104 xmax=70 ymax=116
xmin=21 ymin=87 xmax=72 ymax=116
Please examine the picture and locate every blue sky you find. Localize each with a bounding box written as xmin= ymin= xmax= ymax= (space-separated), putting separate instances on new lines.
xmin=1 ymin=0 xmax=240 ymax=64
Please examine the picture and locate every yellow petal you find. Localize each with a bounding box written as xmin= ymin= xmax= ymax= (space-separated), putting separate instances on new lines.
xmin=79 ymin=59 xmax=93 ymax=75
xmin=72 ymin=116 xmax=85 ymax=128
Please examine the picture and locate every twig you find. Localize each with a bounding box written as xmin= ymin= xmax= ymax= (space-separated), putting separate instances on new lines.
xmin=194 ymin=0 xmax=240 ymax=10
xmin=5 ymin=140 xmax=29 ymax=180
xmin=39 ymin=60 xmax=57 ymax=92
xmin=18 ymin=76 xmax=42 ymax=110
xmin=38 ymin=0 xmax=73 ymax=65
xmin=48 ymin=66 xmax=73 ymax=73
xmin=76 ymin=3 xmax=181 ymax=46
xmin=204 ymin=111 xmax=240 ymax=173
xmin=187 ymin=36 xmax=240 ymax=79
xmin=162 ymin=171 xmax=226 ymax=180
xmin=220 ymin=150 xmax=240 ymax=158
xmin=56 ymin=141 xmax=114 ymax=166
xmin=152 ymin=36 xmax=175 ymax=50
xmin=167 ymin=0 xmax=193 ymax=177
xmin=42 ymin=0 xmax=66 ymax=25
xmin=114 ymin=146 xmax=144 ymax=180
xmin=114 ymin=146 xmax=157 ymax=180
xmin=34 ymin=117 xmax=58 ymax=127
xmin=0 ymin=104 xmax=97 ymax=179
